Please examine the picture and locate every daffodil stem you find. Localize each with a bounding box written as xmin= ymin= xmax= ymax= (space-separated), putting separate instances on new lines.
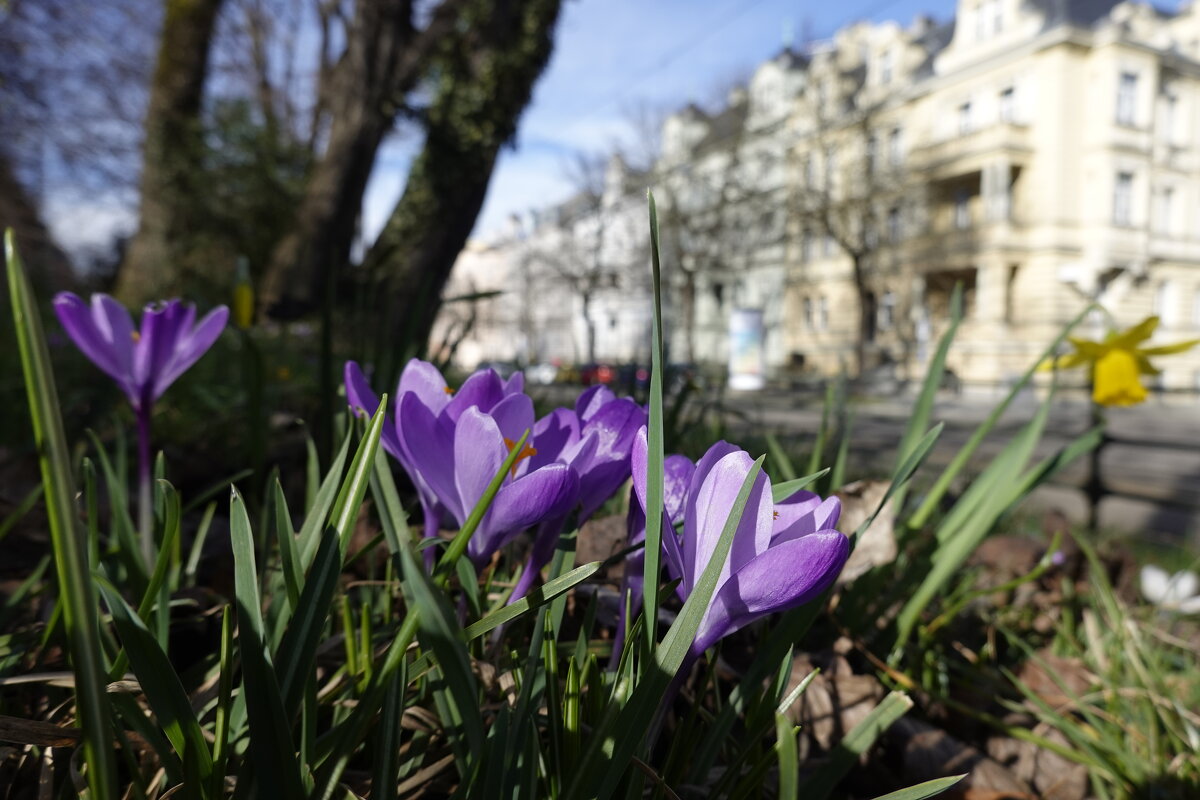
xmin=136 ymin=406 xmax=154 ymax=568
xmin=1085 ymin=395 xmax=1108 ymax=532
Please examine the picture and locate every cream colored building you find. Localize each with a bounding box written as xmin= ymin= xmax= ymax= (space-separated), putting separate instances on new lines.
xmin=440 ymin=0 xmax=1200 ymax=392
xmin=778 ymin=0 xmax=1200 ymax=391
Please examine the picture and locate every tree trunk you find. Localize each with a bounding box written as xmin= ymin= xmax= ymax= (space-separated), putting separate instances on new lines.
xmin=361 ymin=0 xmax=563 ymax=382
xmin=117 ymin=0 xmax=225 ymax=305
xmin=258 ymin=0 xmax=469 ymax=319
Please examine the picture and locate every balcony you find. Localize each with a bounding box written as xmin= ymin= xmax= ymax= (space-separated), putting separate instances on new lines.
xmin=912 ymin=122 xmax=1032 ymax=180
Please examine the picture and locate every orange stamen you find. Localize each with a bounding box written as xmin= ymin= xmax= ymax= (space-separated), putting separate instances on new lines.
xmin=503 ymin=437 xmax=538 ymax=477
xmin=131 ymin=331 xmax=141 ymax=342
xmin=443 ymin=386 xmax=455 ymax=394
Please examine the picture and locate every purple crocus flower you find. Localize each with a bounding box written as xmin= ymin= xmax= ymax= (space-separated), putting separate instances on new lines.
xmin=345 ymin=359 xmax=525 ymax=546
xmin=53 ymin=293 xmax=228 ymax=562
xmin=611 ymin=451 xmax=694 ymax=666
xmin=507 ymin=385 xmax=647 ymax=602
xmin=345 ymin=359 xmax=577 ymax=568
xmin=629 ymin=428 xmax=849 ymax=665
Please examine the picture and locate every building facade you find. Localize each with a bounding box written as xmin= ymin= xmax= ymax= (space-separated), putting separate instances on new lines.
xmin=440 ymin=0 xmax=1200 ymax=392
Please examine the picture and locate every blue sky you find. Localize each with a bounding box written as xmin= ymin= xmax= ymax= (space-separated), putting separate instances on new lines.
xmin=361 ymin=0 xmax=961 ymax=242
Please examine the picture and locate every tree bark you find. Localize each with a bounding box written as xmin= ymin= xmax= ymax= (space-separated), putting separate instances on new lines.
xmin=361 ymin=0 xmax=563 ymax=380
xmin=258 ymin=0 xmax=469 ymax=319
xmin=117 ymin=0 xmax=225 ymax=305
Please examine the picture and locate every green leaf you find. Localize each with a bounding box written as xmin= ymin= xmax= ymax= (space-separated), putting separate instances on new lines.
xmin=329 ymin=395 xmax=389 ymax=554
xmin=398 ymin=537 xmax=483 ymax=779
xmin=643 ymin=191 xmax=666 ymax=651
xmin=97 ymin=578 xmax=213 ymax=796
xmin=273 ymin=480 xmax=302 ymax=607
xmin=565 ymin=456 xmax=766 ymax=800
xmin=907 ymin=303 xmax=1093 ymax=530
xmin=6 ymin=230 xmax=117 ymax=800
xmin=771 ymin=468 xmax=829 ymax=503
xmin=892 ymin=284 xmax=962 ymax=516
xmin=775 ymin=713 xmax=799 ymax=800
xmin=297 ymin=428 xmax=353 ymax=569
xmin=275 ymin=526 xmax=342 ymax=716
xmin=798 ymin=691 xmax=913 ymax=799
xmin=865 ymin=775 xmax=967 ymax=800
xmin=230 ymin=487 xmax=304 ymax=797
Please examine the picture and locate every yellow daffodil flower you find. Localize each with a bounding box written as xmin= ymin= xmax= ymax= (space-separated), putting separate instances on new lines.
xmin=1045 ymin=316 xmax=1199 ymax=407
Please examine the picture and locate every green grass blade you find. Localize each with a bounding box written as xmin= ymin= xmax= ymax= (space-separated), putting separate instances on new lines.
xmin=764 ymin=432 xmax=796 ymax=482
xmin=329 ymin=395 xmax=388 ymax=554
xmin=798 ymin=691 xmax=913 ymax=800
xmin=369 ymin=448 xmax=409 ymax=557
xmin=230 ymin=486 xmax=304 ymax=797
xmin=894 ymin=396 xmax=1052 ymax=648
xmin=184 ymin=501 xmax=216 ymax=587
xmin=566 ymin=456 xmax=765 ymax=800
xmin=6 ymin=230 xmax=117 ymax=800
xmin=0 ymin=483 xmax=42 ymax=544
xmin=643 ymin=191 xmax=667 ymax=652
xmin=907 ymin=304 xmax=1092 ymax=530
xmin=97 ymin=578 xmax=213 ymax=794
xmin=771 ymin=468 xmax=829 ymax=503
xmin=775 ymin=714 xmax=799 ymax=800
xmin=865 ymin=775 xmax=967 ymax=800
xmin=297 ymin=428 xmax=353 ymax=568
xmin=273 ymin=480 xmax=302 ymax=607
xmin=87 ymin=429 xmax=147 ymax=584
xmin=275 ymin=526 xmax=342 ymax=716
xmin=211 ymin=606 xmax=235 ymax=799
xmin=399 ymin=536 xmax=484 ymax=779
xmin=892 ymin=284 xmax=962 ymax=515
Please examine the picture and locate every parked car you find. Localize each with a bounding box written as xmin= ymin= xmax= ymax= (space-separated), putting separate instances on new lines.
xmin=578 ymin=362 xmax=617 ymax=386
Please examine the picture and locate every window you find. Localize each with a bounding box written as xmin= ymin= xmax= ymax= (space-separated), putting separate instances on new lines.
xmin=954 ymin=190 xmax=971 ymax=229
xmin=818 ymin=296 xmax=829 ymax=331
xmin=1155 ymin=187 xmax=1174 ymax=235
xmin=801 ymin=230 xmax=813 ymax=262
xmin=887 ymin=206 xmax=901 ymax=242
xmin=999 ymin=86 xmax=1015 ymax=123
xmin=803 ymin=297 xmax=814 ymax=328
xmin=1161 ymin=92 xmax=1178 ymax=143
xmin=1156 ymin=281 xmax=1179 ymax=328
xmin=1117 ymin=71 xmax=1138 ymax=126
xmin=803 ymin=155 xmax=815 ymax=188
xmin=888 ymin=127 xmax=903 ymax=166
xmin=823 ymin=234 xmax=835 ymax=257
xmin=988 ymin=0 xmax=1003 ymax=35
xmin=713 ymin=282 xmax=725 ymax=307
xmin=866 ymin=134 xmax=877 ymax=174
xmin=958 ymin=101 xmax=973 ymax=135
xmin=824 ymin=147 xmax=837 ymax=189
xmin=1113 ymin=172 xmax=1134 ymax=226
xmin=880 ymin=50 xmax=893 ymax=85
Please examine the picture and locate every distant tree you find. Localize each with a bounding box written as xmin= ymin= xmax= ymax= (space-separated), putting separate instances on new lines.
xmin=117 ymin=0 xmax=228 ymax=304
xmin=354 ymin=0 xmax=564 ymax=382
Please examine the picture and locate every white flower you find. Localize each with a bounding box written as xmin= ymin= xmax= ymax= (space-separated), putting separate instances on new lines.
xmin=1140 ymin=565 xmax=1200 ymax=614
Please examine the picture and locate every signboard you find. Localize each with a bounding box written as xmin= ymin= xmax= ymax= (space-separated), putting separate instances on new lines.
xmin=728 ymin=308 xmax=765 ymax=391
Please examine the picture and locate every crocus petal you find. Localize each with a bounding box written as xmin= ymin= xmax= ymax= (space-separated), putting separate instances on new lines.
xmin=503 ymin=371 xmax=525 ymax=395
xmin=53 ymin=293 xmax=132 ymax=392
xmin=470 ymin=464 xmax=579 ymax=563
xmin=691 ymin=530 xmax=849 ymax=656
xmin=664 ymin=455 xmax=696 ymax=524
xmin=445 ymin=368 xmax=506 ymax=423
xmin=688 ymin=450 xmax=772 ymax=593
xmin=488 ymin=393 xmax=535 ymax=445
xmin=344 ymin=361 xmax=402 ymax=458
xmin=92 ymin=294 xmax=136 ymax=382
xmin=583 ymin=397 xmax=646 ymax=461
xmin=630 ymin=427 xmax=686 ymax=592
xmin=576 ymin=458 xmax=628 ymax=522
xmin=398 ymin=358 xmax=452 ymax=415
xmin=155 ymin=305 xmax=228 ymax=397
xmin=576 ymin=384 xmax=616 ymax=421
xmin=773 ymin=493 xmax=841 ymax=542
xmin=453 ymin=406 xmax=508 ymax=528
xmin=682 ymin=441 xmax=740 ymax=582
xmin=397 ymin=392 xmax=461 ymax=520
xmin=528 ymin=408 xmax=580 ymax=471
xmin=135 ymin=301 xmax=190 ymax=406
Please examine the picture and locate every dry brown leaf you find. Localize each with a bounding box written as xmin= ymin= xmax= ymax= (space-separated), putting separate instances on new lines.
xmin=0 ymin=715 xmax=81 ymax=748
xmin=892 ymin=717 xmax=1033 ymax=798
xmin=833 ymin=480 xmax=897 ymax=585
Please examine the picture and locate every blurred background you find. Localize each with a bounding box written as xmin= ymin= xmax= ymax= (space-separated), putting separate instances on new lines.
xmin=2 ymin=0 xmax=1199 ymax=538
